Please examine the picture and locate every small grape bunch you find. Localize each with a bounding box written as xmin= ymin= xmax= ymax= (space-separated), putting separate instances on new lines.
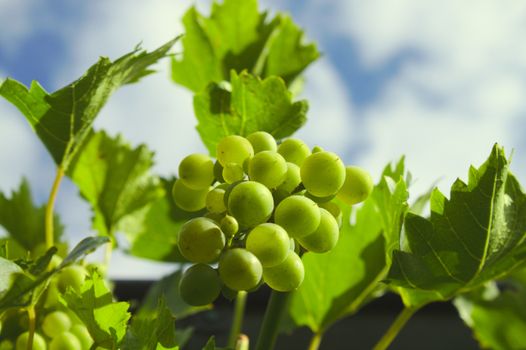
xmin=172 ymin=132 xmax=373 ymax=306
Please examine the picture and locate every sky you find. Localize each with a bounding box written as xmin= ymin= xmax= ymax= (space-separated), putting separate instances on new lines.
xmin=1 ymin=0 xmax=526 ymax=278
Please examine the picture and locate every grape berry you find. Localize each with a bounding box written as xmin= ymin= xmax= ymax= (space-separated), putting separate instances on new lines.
xmin=173 ymin=131 xmax=372 ymax=306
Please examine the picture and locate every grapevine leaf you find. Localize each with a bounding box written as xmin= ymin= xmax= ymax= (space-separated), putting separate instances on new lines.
xmin=171 ymin=0 xmax=318 ymax=92
xmin=0 ymin=179 xmax=63 ymax=255
xmin=62 ymin=272 xmax=130 ymax=349
xmin=68 ymin=131 xmax=164 ymax=237
xmin=288 ymin=159 xmax=409 ymax=333
xmin=387 ymin=144 xmax=526 ymax=300
xmin=0 ymin=258 xmax=23 ymax=296
xmin=0 ymin=38 xmax=177 ymax=169
xmin=140 ymin=269 xmax=209 ymax=319
xmin=122 ymin=299 xmax=178 ymax=350
xmin=194 ymin=71 xmax=307 ymax=154
xmin=59 ymin=236 xmax=110 ymax=267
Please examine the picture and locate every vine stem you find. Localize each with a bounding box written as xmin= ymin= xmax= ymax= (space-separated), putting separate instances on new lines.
xmin=254 ymin=291 xmax=291 ymax=350
xmin=26 ymin=305 xmax=36 ymax=350
xmin=308 ymin=332 xmax=323 ymax=350
xmin=373 ymin=306 xmax=418 ymax=350
xmin=228 ymin=291 xmax=247 ymax=348
xmin=45 ymin=167 xmax=65 ymax=249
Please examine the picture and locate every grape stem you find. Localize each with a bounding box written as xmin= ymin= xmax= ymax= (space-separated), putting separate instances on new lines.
xmin=235 ymin=334 xmax=249 ymax=350
xmin=26 ymin=305 xmax=36 ymax=350
xmin=373 ymin=306 xmax=418 ymax=350
xmin=308 ymin=332 xmax=323 ymax=350
xmin=45 ymin=167 xmax=65 ymax=249
xmin=228 ymin=290 xmax=247 ymax=348
xmin=254 ymin=290 xmax=291 ymax=350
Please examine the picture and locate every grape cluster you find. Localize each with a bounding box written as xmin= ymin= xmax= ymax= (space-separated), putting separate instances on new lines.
xmin=173 ymin=132 xmax=373 ymax=306
xmin=0 ymin=259 xmax=102 ymax=350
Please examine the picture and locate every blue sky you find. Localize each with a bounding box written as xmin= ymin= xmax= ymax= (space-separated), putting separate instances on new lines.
xmin=1 ymin=0 xmax=526 ymax=278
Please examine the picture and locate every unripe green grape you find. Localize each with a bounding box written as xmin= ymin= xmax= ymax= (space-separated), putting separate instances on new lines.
xmin=263 ymin=252 xmax=304 ymax=292
xmin=301 ymin=151 xmax=346 ymax=197
xmin=319 ymin=201 xmax=343 ymax=228
xmin=272 ymin=188 xmax=289 ymax=206
xmin=246 ymin=131 xmax=277 ymax=153
xmin=248 ymin=151 xmax=287 ymax=189
xmin=206 ymin=188 xmax=227 ymax=213
xmin=221 ymin=285 xmax=238 ymax=300
xmin=204 ymin=211 xmax=225 ymax=224
xmin=274 ymin=196 xmax=320 ymax=238
xmin=276 ymin=162 xmax=301 ymax=194
xmin=57 ymin=265 xmax=87 ymax=293
xmin=172 ymin=179 xmax=209 ymax=212
xmin=178 ymin=154 xmax=215 ymax=190
xmin=219 ymin=249 xmax=262 ymax=291
xmin=337 ymin=166 xmax=374 ymax=205
xmin=70 ymin=325 xmax=93 ymax=350
xmin=178 ymin=218 xmax=226 ymax=263
xmin=246 ymin=224 xmax=290 ymax=267
xmin=213 ymin=160 xmax=225 ymax=182
xmin=298 ymin=208 xmax=339 ymax=253
xmin=85 ymin=262 xmax=107 ymax=277
xmin=227 ymin=181 xmax=274 ymax=228
xmin=222 ymin=162 xmax=245 ymax=184
xmin=216 ymin=135 xmax=254 ymax=166
xmin=15 ymin=332 xmax=46 ymax=350
xmin=304 ymin=191 xmax=335 ymax=204
xmin=49 ymin=332 xmax=81 ymax=350
xmin=48 ymin=255 xmax=63 ymax=269
xmin=179 ymin=264 xmax=222 ymax=306
xmin=0 ymin=340 xmax=13 ymax=350
xmin=42 ymin=311 xmax=72 ymax=338
xmin=312 ymin=145 xmax=324 ymax=153
xmin=277 ymin=138 xmax=311 ymax=166
xmin=44 ymin=279 xmax=61 ymax=308
xmin=220 ymin=215 xmax=239 ymax=237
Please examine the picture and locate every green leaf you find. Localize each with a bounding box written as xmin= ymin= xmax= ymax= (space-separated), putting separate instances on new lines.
xmin=0 ymin=258 xmax=23 ymax=296
xmin=122 ymin=298 xmax=178 ymax=350
xmin=121 ymin=178 xmax=200 ymax=262
xmin=202 ymin=336 xmax=233 ymax=350
xmin=288 ymin=159 xmax=409 ymax=333
xmin=194 ymin=71 xmax=308 ymax=154
xmin=172 ymin=0 xmax=318 ymax=92
xmin=0 ymin=38 xmax=178 ymax=169
xmin=454 ymin=268 xmax=526 ymax=350
xmin=68 ymin=131 xmax=164 ymax=237
xmin=0 ymin=179 xmax=63 ymax=255
xmin=140 ymin=269 xmax=209 ymax=319
xmin=62 ymin=272 xmax=130 ymax=349
xmin=388 ymin=144 xmax=526 ymax=301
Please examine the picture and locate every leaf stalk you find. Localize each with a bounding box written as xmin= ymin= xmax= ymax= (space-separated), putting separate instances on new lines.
xmin=45 ymin=167 xmax=64 ymax=249
xmin=373 ymin=306 xmax=418 ymax=350
xmin=254 ymin=291 xmax=291 ymax=350
xmin=228 ymin=290 xmax=247 ymax=348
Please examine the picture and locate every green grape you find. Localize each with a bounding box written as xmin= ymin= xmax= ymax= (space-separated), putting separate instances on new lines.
xmin=206 ymin=187 xmax=227 ymax=213
xmin=85 ymin=262 xmax=107 ymax=277
xmin=337 ymin=166 xmax=374 ymax=205
xmin=277 ymin=138 xmax=311 ymax=166
xmin=221 ymin=285 xmax=238 ymax=300
xmin=274 ymin=196 xmax=320 ymax=238
xmin=0 ymin=340 xmax=13 ymax=350
xmin=179 ymin=264 xmax=222 ymax=306
xmin=57 ymin=265 xmax=87 ymax=293
xmin=48 ymin=254 xmax=63 ymax=269
xmin=312 ymin=145 xmax=324 ymax=153
xmin=204 ymin=211 xmax=225 ymax=223
xmin=248 ymin=151 xmax=287 ymax=189
xmin=172 ymin=179 xmax=209 ymax=212
xmin=298 ymin=208 xmax=339 ymax=253
xmin=219 ymin=249 xmax=262 ymax=291
xmin=70 ymin=325 xmax=93 ymax=350
xmin=276 ymin=162 xmax=301 ymax=194
xmin=300 ymin=151 xmax=346 ymax=197
xmin=220 ymin=215 xmax=239 ymax=237
xmin=49 ymin=332 xmax=81 ymax=350
xmin=272 ymin=188 xmax=289 ymax=206
xmin=15 ymin=332 xmax=46 ymax=350
xmin=246 ymin=223 xmax=290 ymax=267
xmin=178 ymin=153 xmax=215 ymax=190
xmin=246 ymin=131 xmax=277 ymax=153
xmin=216 ymin=135 xmax=254 ymax=166
xmin=178 ymin=218 xmax=226 ymax=263
xmin=44 ymin=279 xmax=61 ymax=308
xmin=222 ymin=162 xmax=245 ymax=184
xmin=263 ymin=252 xmax=304 ymax=292
xmin=227 ymin=181 xmax=274 ymax=228
xmin=319 ymin=201 xmax=343 ymax=228
xmin=213 ymin=160 xmax=225 ymax=182
xmin=304 ymin=191 xmax=335 ymax=203
xmin=42 ymin=311 xmax=72 ymax=338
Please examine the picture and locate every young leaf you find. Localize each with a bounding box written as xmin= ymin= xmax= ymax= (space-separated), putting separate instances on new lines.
xmin=172 ymin=0 xmax=318 ymax=92
xmin=454 ymin=268 xmax=526 ymax=350
xmin=288 ymin=159 xmax=409 ymax=334
xmin=194 ymin=71 xmax=308 ymax=154
xmin=68 ymin=131 xmax=164 ymax=237
xmin=0 ymin=179 xmax=63 ymax=255
xmin=388 ymin=144 xmax=526 ymax=300
xmin=62 ymin=272 xmax=130 ymax=349
xmin=0 ymin=38 xmax=177 ymax=169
